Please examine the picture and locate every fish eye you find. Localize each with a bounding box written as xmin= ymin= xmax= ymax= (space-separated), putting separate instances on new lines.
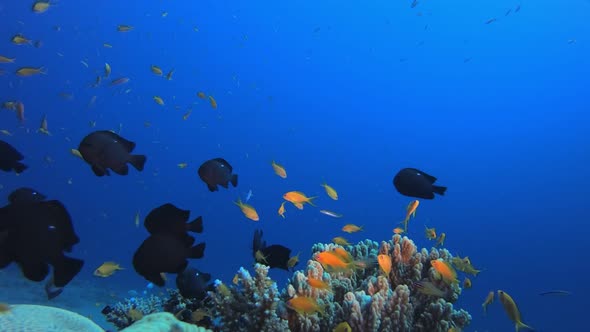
xmin=48 ymin=225 xmax=56 ymax=230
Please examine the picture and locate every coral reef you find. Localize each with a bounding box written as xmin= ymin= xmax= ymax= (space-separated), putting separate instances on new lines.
xmin=209 ymin=234 xmax=471 ymax=332
xmin=102 ymin=293 xmax=164 ymax=329
xmin=121 ymin=312 xmax=212 ymax=332
xmin=0 ymin=304 xmax=104 ymax=332
xmin=208 ymin=264 xmax=290 ymax=332
xmin=102 ymin=234 xmax=472 ymax=331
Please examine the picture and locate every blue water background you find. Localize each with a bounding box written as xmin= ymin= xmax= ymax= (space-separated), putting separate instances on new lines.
xmin=1 ymin=0 xmax=589 ymax=331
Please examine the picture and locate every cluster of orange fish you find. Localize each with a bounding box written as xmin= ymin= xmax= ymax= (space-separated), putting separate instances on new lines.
xmin=232 ymin=161 xmax=343 ymax=224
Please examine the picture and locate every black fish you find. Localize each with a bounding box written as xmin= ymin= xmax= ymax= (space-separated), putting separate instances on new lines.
xmin=252 ymin=229 xmax=292 ymax=270
xmin=133 ymin=234 xmax=205 ymax=287
xmin=0 ymin=140 xmax=28 ymax=174
xmin=176 ymin=267 xmax=213 ymax=300
xmin=252 ymin=229 xmax=266 ymax=254
xmin=144 ymin=203 xmax=203 ymax=245
xmin=0 ymin=200 xmax=84 ymax=288
xmin=8 ymin=187 xmax=47 ymax=204
xmin=78 ymin=130 xmax=146 ymax=176
xmin=393 ymin=167 xmax=447 ymax=199
xmin=257 ymin=245 xmax=292 ymax=271
xmin=198 ymin=158 xmax=238 ymax=192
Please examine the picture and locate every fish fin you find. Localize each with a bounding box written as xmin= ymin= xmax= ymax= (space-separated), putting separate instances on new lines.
xmin=187 ymin=216 xmax=203 ymax=233
xmin=91 ymin=165 xmax=107 ymax=176
xmin=13 ymin=162 xmax=28 ymax=174
xmin=231 ymin=174 xmax=238 ymax=187
xmin=188 ymin=242 xmax=206 ymax=259
xmin=129 ymin=155 xmax=146 ymax=171
xmin=207 ymin=184 xmax=217 ymax=192
xmin=52 ymin=256 xmax=84 ymax=287
xmin=220 ymin=181 xmax=229 ymax=188
xmin=307 ymin=196 xmax=318 ymax=206
xmin=44 ymin=276 xmax=64 ymax=300
xmin=112 ymin=164 xmax=129 ymax=175
xmin=146 ymin=273 xmax=166 ymax=287
xmin=184 ymin=235 xmax=196 ymax=247
xmin=432 ymin=185 xmax=447 ymax=196
xmin=21 ymin=260 xmax=50 ymax=282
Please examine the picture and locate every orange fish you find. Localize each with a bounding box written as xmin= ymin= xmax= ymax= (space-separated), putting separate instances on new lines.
xmin=377 ymin=254 xmax=392 ymax=275
xmin=393 ymin=227 xmax=404 ymax=234
xmin=278 ymin=201 xmax=286 ymax=218
xmin=15 ymin=102 xmax=25 ymax=123
xmin=117 ymin=25 xmax=134 ymax=32
xmin=286 ymin=296 xmax=324 ymax=315
xmin=482 ymin=291 xmax=494 ymax=314
xmin=307 ymin=277 xmax=331 ymax=291
xmin=234 ymin=198 xmax=259 ymax=221
xmin=402 ymin=200 xmax=419 ymax=231
xmin=197 ymin=91 xmax=206 ymax=99
xmin=283 ymin=191 xmax=316 ymax=207
xmin=271 ymin=160 xmax=287 ymax=178
xmin=425 ymin=226 xmax=436 ymax=240
xmin=431 ymin=259 xmax=458 ymax=284
xmin=315 ymin=251 xmax=351 ymax=271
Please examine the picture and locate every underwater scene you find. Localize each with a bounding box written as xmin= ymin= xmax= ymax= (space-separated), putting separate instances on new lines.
xmin=0 ymin=0 xmax=588 ymax=331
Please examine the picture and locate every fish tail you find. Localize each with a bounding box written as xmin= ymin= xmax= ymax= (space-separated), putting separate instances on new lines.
xmin=13 ymin=162 xmax=28 ymax=174
xmin=307 ymin=196 xmax=318 ymax=206
xmin=39 ymin=67 xmax=48 ymax=75
xmin=516 ymin=321 xmax=534 ymax=331
xmin=231 ymin=174 xmax=238 ymax=187
xmin=432 ymin=185 xmax=447 ymax=195
xmin=129 ymin=155 xmax=147 ymax=171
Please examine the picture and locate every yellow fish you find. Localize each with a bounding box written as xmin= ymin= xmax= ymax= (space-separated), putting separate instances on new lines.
xmin=234 ymin=198 xmax=259 ymax=221
xmin=342 ymin=224 xmax=363 ymax=233
xmin=150 ymin=65 xmax=163 ymax=76
xmin=166 ymin=69 xmax=175 ymax=80
xmin=32 ymin=1 xmax=51 ymax=14
xmin=271 ymin=161 xmax=287 ymax=178
xmin=0 ymin=130 xmax=13 ymax=136
xmin=12 ymin=35 xmax=31 ymax=45
xmin=70 ymin=149 xmax=83 ymax=159
xmin=321 ymin=182 xmax=338 ymax=200
xmin=287 ymin=252 xmax=300 ymax=269
xmin=117 ymin=25 xmax=134 ymax=32
xmin=482 ymin=291 xmax=494 ymax=314
xmin=104 ymin=63 xmax=111 ymax=78
xmin=435 ymin=233 xmax=446 ymax=247
xmin=332 ymin=237 xmax=350 ymax=246
xmin=0 ymin=56 xmax=15 ymax=63
xmin=103 ymin=43 xmax=113 ymax=48
xmin=283 ymin=191 xmax=317 ymax=206
xmin=153 ymin=96 xmax=164 ymax=105
xmin=93 ymin=262 xmax=124 ymax=277
xmin=333 ymin=322 xmax=351 ymax=332
xmin=16 ymin=67 xmax=46 ymax=77
xmin=37 ymin=114 xmax=50 ymax=135
xmin=177 ymin=163 xmax=188 ymax=169
xmin=498 ymin=290 xmax=533 ymax=331
xmin=197 ymin=92 xmax=206 ymax=99
xmin=208 ymin=95 xmax=217 ymax=109
xmin=183 ymin=110 xmax=192 ymax=120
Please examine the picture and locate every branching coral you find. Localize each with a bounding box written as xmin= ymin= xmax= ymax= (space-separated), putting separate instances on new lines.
xmin=208 ymin=264 xmax=289 ymax=332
